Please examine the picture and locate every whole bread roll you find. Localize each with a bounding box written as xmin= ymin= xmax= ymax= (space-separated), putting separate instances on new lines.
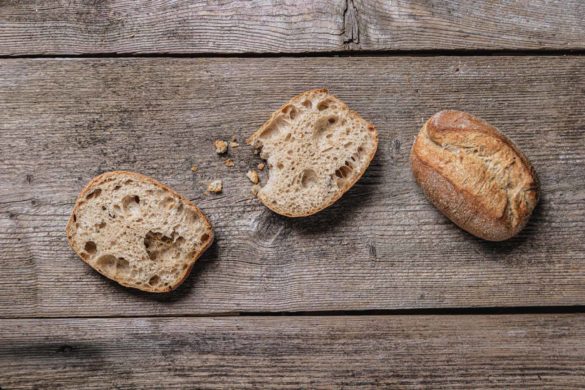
xmin=411 ymin=110 xmax=539 ymax=241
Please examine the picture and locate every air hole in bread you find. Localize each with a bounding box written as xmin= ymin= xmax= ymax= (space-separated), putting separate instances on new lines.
xmin=201 ymin=233 xmax=210 ymax=243
xmin=86 ymin=188 xmax=101 ymax=200
xmin=281 ymin=105 xmax=297 ymax=120
xmin=72 ymin=214 xmax=77 ymax=222
xmin=302 ymin=99 xmax=312 ymax=108
xmin=317 ymin=99 xmax=332 ymax=111
xmin=113 ymin=185 xmax=121 ymax=191
xmin=84 ymin=241 xmax=97 ymax=255
xmin=328 ymin=117 xmax=337 ymax=124
xmin=335 ymin=165 xmax=352 ymax=179
xmin=96 ymin=254 xmax=129 ymax=275
xmin=96 ymin=221 xmax=106 ymax=229
xmin=148 ymin=275 xmax=160 ymax=286
xmin=122 ymin=195 xmax=141 ymax=217
xmin=284 ymin=133 xmax=292 ymax=142
xmin=144 ymin=231 xmax=184 ymax=263
xmin=277 ymin=162 xmax=284 ymax=170
xmin=258 ymin=115 xmax=287 ymax=141
xmin=300 ymin=169 xmax=318 ymax=189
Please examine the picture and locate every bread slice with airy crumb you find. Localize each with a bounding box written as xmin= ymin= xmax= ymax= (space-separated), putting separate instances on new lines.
xmin=247 ymin=89 xmax=378 ymax=217
xmin=66 ymin=171 xmax=213 ymax=293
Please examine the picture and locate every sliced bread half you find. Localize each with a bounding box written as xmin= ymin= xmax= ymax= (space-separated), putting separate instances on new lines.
xmin=66 ymin=171 xmax=213 ymax=292
xmin=247 ymin=89 xmax=378 ymax=217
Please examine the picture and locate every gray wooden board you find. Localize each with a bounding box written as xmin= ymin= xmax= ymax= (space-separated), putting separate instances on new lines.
xmin=1 ymin=315 xmax=585 ymax=388
xmin=1 ymin=1 xmax=584 ymax=55
xmin=0 ymin=56 xmax=584 ymax=317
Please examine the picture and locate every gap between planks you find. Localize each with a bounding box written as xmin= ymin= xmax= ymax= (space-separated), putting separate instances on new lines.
xmin=1 ymin=48 xmax=585 ymax=60
xmin=4 ymin=305 xmax=585 ymax=321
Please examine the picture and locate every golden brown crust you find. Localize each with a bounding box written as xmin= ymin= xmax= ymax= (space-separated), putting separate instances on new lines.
xmin=248 ymin=89 xmax=378 ymax=217
xmin=66 ymin=171 xmax=214 ymax=293
xmin=411 ymin=110 xmax=538 ymax=241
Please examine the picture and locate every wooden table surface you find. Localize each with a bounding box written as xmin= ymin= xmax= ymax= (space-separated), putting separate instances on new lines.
xmin=1 ymin=1 xmax=584 ymax=388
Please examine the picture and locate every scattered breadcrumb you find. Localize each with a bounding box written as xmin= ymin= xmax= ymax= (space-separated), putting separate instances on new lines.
xmin=214 ymin=140 xmax=228 ymax=154
xmin=229 ymin=141 xmax=239 ymax=149
xmin=224 ymin=159 xmax=234 ymax=168
xmin=251 ymin=185 xmax=261 ymax=196
xmin=231 ymin=135 xmax=238 ymax=142
xmin=190 ymin=164 xmax=198 ymax=173
xmin=257 ymin=162 xmax=265 ymax=171
xmin=207 ymin=179 xmax=223 ymax=193
xmin=246 ymin=170 xmax=260 ymax=184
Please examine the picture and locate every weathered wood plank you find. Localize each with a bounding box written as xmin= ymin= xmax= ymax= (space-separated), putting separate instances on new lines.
xmin=1 ymin=315 xmax=584 ymax=388
xmin=0 ymin=57 xmax=584 ymax=317
xmin=1 ymin=1 xmax=584 ymax=55
xmin=353 ymin=0 xmax=585 ymax=51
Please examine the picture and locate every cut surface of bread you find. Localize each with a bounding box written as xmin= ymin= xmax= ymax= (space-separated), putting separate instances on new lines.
xmin=66 ymin=171 xmax=213 ymax=292
xmin=247 ymin=89 xmax=378 ymax=217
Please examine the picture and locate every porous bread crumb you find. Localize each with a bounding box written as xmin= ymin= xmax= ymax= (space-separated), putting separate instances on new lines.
xmin=246 ymin=170 xmax=260 ymax=184
xmin=257 ymin=163 xmax=265 ymax=171
xmin=251 ymin=185 xmax=261 ymax=196
xmin=229 ymin=141 xmax=239 ymax=149
xmin=208 ymin=180 xmax=223 ymax=193
xmin=214 ymin=140 xmax=228 ymax=154
xmin=191 ymin=164 xmax=198 ymax=173
xmin=65 ymin=171 xmax=213 ymax=293
xmin=224 ymin=159 xmax=234 ymax=168
xmin=245 ymin=88 xmax=378 ymax=217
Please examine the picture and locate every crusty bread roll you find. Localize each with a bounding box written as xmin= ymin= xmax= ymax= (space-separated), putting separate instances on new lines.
xmin=247 ymin=89 xmax=378 ymax=217
xmin=411 ymin=110 xmax=539 ymax=241
xmin=66 ymin=171 xmax=213 ymax=292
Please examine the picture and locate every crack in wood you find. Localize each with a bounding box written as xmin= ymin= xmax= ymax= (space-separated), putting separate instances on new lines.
xmin=342 ymin=0 xmax=359 ymax=46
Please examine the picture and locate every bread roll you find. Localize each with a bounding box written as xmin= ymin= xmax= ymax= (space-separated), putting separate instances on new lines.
xmin=411 ymin=110 xmax=539 ymax=241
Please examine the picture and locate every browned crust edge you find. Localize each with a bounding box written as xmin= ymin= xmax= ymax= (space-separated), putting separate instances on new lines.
xmin=65 ymin=170 xmax=214 ymax=293
xmin=410 ymin=112 xmax=539 ymax=241
xmin=247 ymin=88 xmax=379 ymax=218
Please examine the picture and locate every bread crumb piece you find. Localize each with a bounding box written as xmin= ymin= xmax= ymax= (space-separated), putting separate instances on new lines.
xmin=208 ymin=180 xmax=223 ymax=193
xmin=224 ymin=159 xmax=234 ymax=168
xmin=251 ymin=185 xmax=261 ymax=196
xmin=191 ymin=164 xmax=198 ymax=173
xmin=229 ymin=141 xmax=239 ymax=149
xmin=257 ymin=163 xmax=265 ymax=171
xmin=214 ymin=140 xmax=228 ymax=154
xmin=231 ymin=135 xmax=238 ymax=142
xmin=246 ymin=170 xmax=260 ymax=184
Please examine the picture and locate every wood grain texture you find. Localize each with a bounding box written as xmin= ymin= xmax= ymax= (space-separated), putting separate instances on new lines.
xmin=1 ymin=0 xmax=584 ymax=55
xmin=2 ymin=315 xmax=585 ymax=388
xmin=1 ymin=56 xmax=584 ymax=317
